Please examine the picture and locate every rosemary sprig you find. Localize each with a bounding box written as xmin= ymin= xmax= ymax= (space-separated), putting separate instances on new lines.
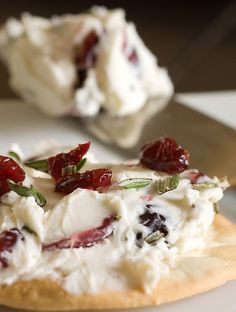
xmin=61 ymin=158 xmax=87 ymax=176
xmin=193 ymin=177 xmax=229 ymax=191
xmin=8 ymin=151 xmax=21 ymax=162
xmin=7 ymin=180 xmax=46 ymax=207
xmin=193 ymin=182 xmax=218 ymax=190
xmin=145 ymin=231 xmax=164 ymax=245
xmin=22 ymin=225 xmax=37 ymax=235
xmin=24 ymin=159 xmax=48 ymax=173
xmin=118 ymin=178 xmax=153 ymax=189
xmin=113 ymin=215 xmax=121 ymax=221
xmin=214 ymin=202 xmax=220 ymax=214
xmin=155 ymin=174 xmax=180 ymax=195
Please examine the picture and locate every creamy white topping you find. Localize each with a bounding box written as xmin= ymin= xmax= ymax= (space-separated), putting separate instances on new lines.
xmin=0 ymin=7 xmax=173 ymax=118
xmin=0 ymin=156 xmax=227 ymax=294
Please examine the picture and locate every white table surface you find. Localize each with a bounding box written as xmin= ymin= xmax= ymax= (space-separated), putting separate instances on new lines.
xmin=177 ymin=90 xmax=236 ymax=130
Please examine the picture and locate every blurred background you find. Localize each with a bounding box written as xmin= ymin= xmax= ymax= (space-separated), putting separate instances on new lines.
xmin=0 ymin=0 xmax=235 ymax=98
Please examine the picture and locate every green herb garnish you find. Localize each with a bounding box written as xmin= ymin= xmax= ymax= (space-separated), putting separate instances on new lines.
xmin=22 ymin=225 xmax=37 ymax=235
xmin=145 ymin=231 xmax=164 ymax=245
xmin=214 ymin=202 xmax=220 ymax=214
xmin=7 ymin=180 xmax=46 ymax=207
xmin=193 ymin=182 xmax=218 ymax=190
xmin=61 ymin=158 xmax=87 ymax=176
xmin=24 ymin=159 xmax=48 ymax=172
xmin=113 ymin=215 xmax=121 ymax=221
xmin=8 ymin=151 xmax=21 ymax=162
xmin=155 ymin=174 xmax=180 ymax=195
xmin=193 ymin=177 xmax=228 ymax=191
xmin=118 ymin=178 xmax=153 ymax=189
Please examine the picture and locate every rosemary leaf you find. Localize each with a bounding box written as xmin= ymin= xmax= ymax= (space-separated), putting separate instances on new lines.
xmin=24 ymin=159 xmax=48 ymax=173
xmin=193 ymin=182 xmax=218 ymax=190
xmin=22 ymin=225 xmax=37 ymax=235
xmin=155 ymin=174 xmax=180 ymax=195
xmin=62 ymin=158 xmax=87 ymax=176
xmin=76 ymin=158 xmax=87 ymax=171
xmin=214 ymin=202 xmax=220 ymax=214
xmin=145 ymin=231 xmax=164 ymax=245
xmin=118 ymin=178 xmax=153 ymax=189
xmin=33 ymin=190 xmax=47 ymax=207
xmin=113 ymin=215 xmax=121 ymax=221
xmin=7 ymin=181 xmax=46 ymax=207
xmin=8 ymin=151 xmax=21 ymax=162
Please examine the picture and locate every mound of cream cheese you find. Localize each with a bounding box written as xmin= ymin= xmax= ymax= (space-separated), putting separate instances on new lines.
xmin=0 ymin=7 xmax=173 ymax=118
xmin=0 ymin=155 xmax=227 ymax=295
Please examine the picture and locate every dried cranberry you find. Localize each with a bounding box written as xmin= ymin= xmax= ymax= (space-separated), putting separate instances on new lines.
xmin=0 ymin=156 xmax=25 ymax=196
xmin=74 ymin=30 xmax=99 ymax=89
xmin=0 ymin=180 xmax=11 ymax=197
xmin=0 ymin=228 xmax=23 ymax=268
xmin=43 ymin=216 xmax=114 ymax=251
xmin=140 ymin=137 xmax=190 ymax=174
xmin=74 ymin=69 xmax=87 ymax=89
xmin=140 ymin=207 xmax=168 ymax=237
xmin=48 ymin=142 xmax=90 ymax=181
xmin=188 ymin=170 xmax=204 ymax=184
xmin=122 ymin=38 xmax=138 ymax=65
xmin=55 ymin=168 xmax=112 ymax=194
xmin=128 ymin=49 xmax=138 ymax=64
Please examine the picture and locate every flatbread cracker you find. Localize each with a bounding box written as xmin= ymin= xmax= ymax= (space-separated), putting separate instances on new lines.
xmin=0 ymin=214 xmax=236 ymax=311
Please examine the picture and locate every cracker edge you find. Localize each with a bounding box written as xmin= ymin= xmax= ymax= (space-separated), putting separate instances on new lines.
xmin=1 ymin=214 xmax=236 ymax=311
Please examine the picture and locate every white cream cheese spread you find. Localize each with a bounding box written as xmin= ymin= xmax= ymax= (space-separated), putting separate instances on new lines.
xmin=0 ymin=141 xmax=227 ymax=295
xmin=0 ymin=7 xmax=173 ymax=118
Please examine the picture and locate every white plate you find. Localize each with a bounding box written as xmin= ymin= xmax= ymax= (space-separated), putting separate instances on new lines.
xmin=0 ymin=99 xmax=236 ymax=312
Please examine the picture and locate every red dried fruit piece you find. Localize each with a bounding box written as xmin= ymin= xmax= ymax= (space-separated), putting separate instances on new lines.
xmin=43 ymin=216 xmax=114 ymax=251
xmin=122 ymin=38 xmax=138 ymax=64
xmin=74 ymin=30 xmax=99 ymax=88
xmin=48 ymin=142 xmax=90 ymax=181
xmin=55 ymin=168 xmax=112 ymax=194
xmin=0 ymin=228 xmax=23 ymax=268
xmin=140 ymin=137 xmax=190 ymax=174
xmin=188 ymin=170 xmax=204 ymax=184
xmin=128 ymin=49 xmax=138 ymax=64
xmin=74 ymin=30 xmax=99 ymax=69
xmin=0 ymin=156 xmax=25 ymax=196
xmin=0 ymin=180 xmax=11 ymax=197
xmin=0 ymin=156 xmax=25 ymax=182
